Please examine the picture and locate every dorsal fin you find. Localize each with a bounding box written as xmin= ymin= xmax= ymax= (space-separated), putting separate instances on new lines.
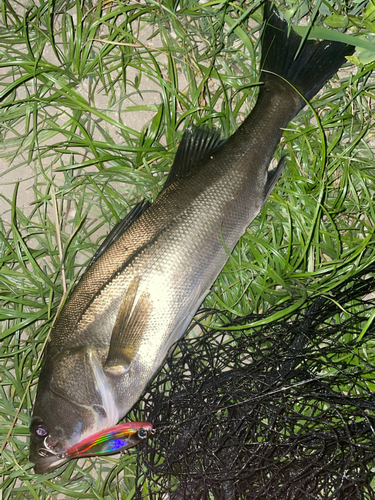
xmin=88 ymin=200 xmax=151 ymax=269
xmin=162 ymin=127 xmax=225 ymax=191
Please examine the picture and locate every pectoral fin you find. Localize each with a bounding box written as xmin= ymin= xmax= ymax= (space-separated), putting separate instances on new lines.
xmin=104 ymin=277 xmax=151 ymax=375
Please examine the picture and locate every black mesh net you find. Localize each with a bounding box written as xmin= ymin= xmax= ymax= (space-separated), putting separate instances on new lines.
xmin=133 ymin=265 xmax=375 ymax=499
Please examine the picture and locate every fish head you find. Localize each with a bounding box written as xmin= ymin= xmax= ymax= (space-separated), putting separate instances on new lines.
xmin=29 ymin=391 xmax=99 ymax=473
xmin=30 ymin=346 xmax=118 ymax=473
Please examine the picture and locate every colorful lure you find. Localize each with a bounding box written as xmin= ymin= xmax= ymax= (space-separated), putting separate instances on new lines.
xmin=65 ymin=422 xmax=153 ymax=459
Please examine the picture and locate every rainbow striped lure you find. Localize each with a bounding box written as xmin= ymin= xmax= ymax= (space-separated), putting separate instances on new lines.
xmin=65 ymin=422 xmax=153 ymax=460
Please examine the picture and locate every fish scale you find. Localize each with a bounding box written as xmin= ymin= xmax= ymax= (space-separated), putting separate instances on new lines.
xmin=30 ymin=3 xmax=355 ymax=473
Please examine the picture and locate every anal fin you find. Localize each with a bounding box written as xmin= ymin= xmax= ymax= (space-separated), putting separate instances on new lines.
xmin=264 ymin=156 xmax=286 ymax=199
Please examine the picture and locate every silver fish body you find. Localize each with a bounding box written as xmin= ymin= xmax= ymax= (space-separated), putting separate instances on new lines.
xmin=30 ymin=3 xmax=354 ymax=473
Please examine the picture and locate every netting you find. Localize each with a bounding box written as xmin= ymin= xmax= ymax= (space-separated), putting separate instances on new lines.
xmin=133 ymin=264 xmax=375 ymax=499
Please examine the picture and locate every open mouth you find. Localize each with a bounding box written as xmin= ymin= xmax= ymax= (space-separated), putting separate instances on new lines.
xmin=32 ymin=421 xmax=153 ymax=473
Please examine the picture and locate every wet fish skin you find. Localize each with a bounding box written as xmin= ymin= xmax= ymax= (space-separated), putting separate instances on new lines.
xmin=30 ymin=3 xmax=354 ymax=473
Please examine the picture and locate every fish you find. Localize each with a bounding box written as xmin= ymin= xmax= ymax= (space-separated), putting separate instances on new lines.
xmin=29 ymin=2 xmax=355 ymax=473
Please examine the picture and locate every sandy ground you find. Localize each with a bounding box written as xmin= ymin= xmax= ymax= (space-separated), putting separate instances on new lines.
xmin=0 ymin=4 xmax=165 ymax=237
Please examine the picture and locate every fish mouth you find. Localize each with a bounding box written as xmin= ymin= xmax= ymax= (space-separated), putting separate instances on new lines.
xmin=33 ymin=454 xmax=68 ymax=474
xmin=30 ymin=436 xmax=69 ymax=473
xmin=30 ymin=447 xmax=67 ymax=474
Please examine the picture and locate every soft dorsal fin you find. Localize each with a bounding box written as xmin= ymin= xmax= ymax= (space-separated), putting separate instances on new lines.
xmin=162 ymin=126 xmax=225 ymax=191
xmin=88 ymin=200 xmax=151 ymax=269
xmin=104 ymin=276 xmax=151 ymax=375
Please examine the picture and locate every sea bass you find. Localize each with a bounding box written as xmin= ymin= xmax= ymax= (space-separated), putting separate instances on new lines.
xmin=30 ymin=3 xmax=354 ymax=472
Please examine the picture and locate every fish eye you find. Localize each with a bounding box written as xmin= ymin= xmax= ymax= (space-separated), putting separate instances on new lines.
xmin=138 ymin=428 xmax=148 ymax=439
xmin=34 ymin=425 xmax=48 ymax=438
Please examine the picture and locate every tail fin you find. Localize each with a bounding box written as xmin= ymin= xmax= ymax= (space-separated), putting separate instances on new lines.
xmin=261 ymin=3 xmax=354 ymax=103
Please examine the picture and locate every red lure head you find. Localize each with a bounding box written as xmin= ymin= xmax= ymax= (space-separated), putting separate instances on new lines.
xmin=66 ymin=422 xmax=153 ymax=460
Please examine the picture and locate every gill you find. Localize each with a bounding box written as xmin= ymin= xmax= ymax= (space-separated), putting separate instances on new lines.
xmin=89 ymin=350 xmax=119 ymax=428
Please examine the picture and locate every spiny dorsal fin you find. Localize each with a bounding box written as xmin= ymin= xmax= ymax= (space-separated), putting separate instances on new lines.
xmin=104 ymin=276 xmax=151 ymax=375
xmin=88 ymin=200 xmax=151 ymax=269
xmin=162 ymin=126 xmax=225 ymax=191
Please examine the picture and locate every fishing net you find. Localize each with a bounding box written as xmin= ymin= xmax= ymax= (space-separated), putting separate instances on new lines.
xmin=133 ymin=264 xmax=375 ymax=499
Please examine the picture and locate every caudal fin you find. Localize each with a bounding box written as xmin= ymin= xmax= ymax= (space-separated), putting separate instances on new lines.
xmin=261 ymin=3 xmax=355 ymax=104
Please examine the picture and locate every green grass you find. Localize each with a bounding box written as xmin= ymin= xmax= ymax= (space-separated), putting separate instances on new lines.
xmin=0 ymin=0 xmax=373 ymax=498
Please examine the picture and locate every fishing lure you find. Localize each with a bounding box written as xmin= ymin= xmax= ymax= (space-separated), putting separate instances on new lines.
xmin=66 ymin=422 xmax=153 ymax=459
